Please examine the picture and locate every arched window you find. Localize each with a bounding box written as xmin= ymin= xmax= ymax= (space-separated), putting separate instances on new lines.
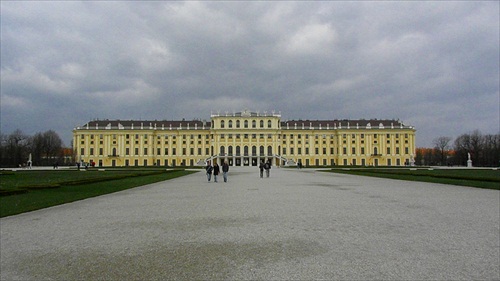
xmin=228 ymin=146 xmax=233 ymax=156
xmin=112 ymin=148 xmax=117 ymax=156
xmin=260 ymin=120 xmax=264 ymax=128
xmin=252 ymin=120 xmax=256 ymax=128
xmin=267 ymin=145 xmax=273 ymax=155
xmin=244 ymin=146 xmax=249 ymax=156
xmin=229 ymin=120 xmax=233 ymax=128
xmin=244 ymin=120 xmax=248 ymax=128
xmin=236 ymin=146 xmax=241 ymax=156
xmin=221 ymin=120 xmax=225 ymax=128
xmin=220 ymin=146 xmax=225 ymax=155
xmin=260 ymin=145 xmax=265 ymax=155
xmin=236 ymin=120 xmax=240 ymax=128
xmin=374 ymin=147 xmax=378 ymax=155
xmin=268 ymin=120 xmax=272 ymax=128
xmin=252 ymin=146 xmax=257 ymax=156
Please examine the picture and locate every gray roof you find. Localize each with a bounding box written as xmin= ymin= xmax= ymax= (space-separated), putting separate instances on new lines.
xmin=75 ymin=118 xmax=413 ymax=131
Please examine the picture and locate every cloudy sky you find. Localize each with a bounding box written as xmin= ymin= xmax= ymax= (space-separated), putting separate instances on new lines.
xmin=1 ymin=1 xmax=499 ymax=148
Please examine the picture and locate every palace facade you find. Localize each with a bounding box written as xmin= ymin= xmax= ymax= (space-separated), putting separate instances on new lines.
xmin=73 ymin=110 xmax=416 ymax=167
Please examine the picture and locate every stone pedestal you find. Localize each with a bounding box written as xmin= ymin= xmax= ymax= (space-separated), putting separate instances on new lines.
xmin=467 ymin=160 xmax=472 ymax=168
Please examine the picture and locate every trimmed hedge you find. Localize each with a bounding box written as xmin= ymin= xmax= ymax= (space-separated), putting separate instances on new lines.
xmin=0 ymin=189 xmax=28 ymax=197
xmin=343 ymin=169 xmax=500 ymax=183
xmin=23 ymin=183 xmax=62 ymax=190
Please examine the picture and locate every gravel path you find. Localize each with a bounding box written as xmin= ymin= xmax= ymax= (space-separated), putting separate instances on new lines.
xmin=1 ymin=167 xmax=499 ymax=280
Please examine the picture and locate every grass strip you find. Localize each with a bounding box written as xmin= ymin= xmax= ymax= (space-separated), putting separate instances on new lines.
xmin=0 ymin=169 xmax=196 ymax=218
xmin=326 ymin=168 xmax=499 ymax=190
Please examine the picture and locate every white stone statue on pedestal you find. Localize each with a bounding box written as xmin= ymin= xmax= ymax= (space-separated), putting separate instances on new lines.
xmin=467 ymin=152 xmax=472 ymax=168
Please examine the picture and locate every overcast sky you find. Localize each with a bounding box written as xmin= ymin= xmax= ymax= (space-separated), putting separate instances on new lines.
xmin=1 ymin=1 xmax=499 ymax=148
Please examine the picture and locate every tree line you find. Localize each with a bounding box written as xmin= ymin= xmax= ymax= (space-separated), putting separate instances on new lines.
xmin=0 ymin=130 xmax=70 ymax=168
xmin=416 ymin=130 xmax=500 ymax=167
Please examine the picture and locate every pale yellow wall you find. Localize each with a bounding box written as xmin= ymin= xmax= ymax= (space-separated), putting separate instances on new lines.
xmin=73 ymin=115 xmax=415 ymax=167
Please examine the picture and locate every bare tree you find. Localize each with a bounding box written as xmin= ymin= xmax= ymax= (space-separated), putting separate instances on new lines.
xmin=0 ymin=130 xmax=30 ymax=167
xmin=433 ymin=136 xmax=451 ymax=165
xmin=42 ymin=130 xmax=63 ymax=166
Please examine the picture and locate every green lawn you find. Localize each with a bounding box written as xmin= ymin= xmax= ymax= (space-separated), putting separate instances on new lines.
xmin=0 ymin=168 xmax=197 ymax=217
xmin=325 ymin=168 xmax=500 ymax=190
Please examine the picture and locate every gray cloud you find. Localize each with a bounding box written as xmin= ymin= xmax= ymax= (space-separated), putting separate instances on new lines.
xmin=1 ymin=1 xmax=498 ymax=147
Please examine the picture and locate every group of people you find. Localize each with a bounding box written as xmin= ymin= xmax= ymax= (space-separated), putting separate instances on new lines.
xmin=205 ymin=160 xmax=273 ymax=182
xmin=259 ymin=160 xmax=272 ymax=178
xmin=205 ymin=161 xmax=230 ymax=182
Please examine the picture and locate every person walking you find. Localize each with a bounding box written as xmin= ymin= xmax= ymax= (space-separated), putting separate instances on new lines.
xmin=259 ymin=161 xmax=264 ymax=178
xmin=222 ymin=161 xmax=229 ymax=182
xmin=264 ymin=160 xmax=271 ymax=177
xmin=213 ymin=162 xmax=220 ymax=183
xmin=205 ymin=161 xmax=213 ymax=182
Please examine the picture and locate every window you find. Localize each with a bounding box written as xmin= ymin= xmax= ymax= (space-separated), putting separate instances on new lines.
xmin=268 ymin=120 xmax=272 ymax=128
xmin=236 ymin=120 xmax=240 ymax=128
xmin=244 ymin=120 xmax=248 ymax=128
xmin=165 ymin=148 xmax=168 ymax=155
xmin=221 ymin=120 xmax=225 ymax=128
xmin=144 ymin=148 xmax=148 ymax=155
xmin=229 ymin=120 xmax=233 ymax=128
xmin=252 ymin=120 xmax=256 ymax=128
xmin=260 ymin=120 xmax=264 ymax=128
xmin=352 ymin=147 xmax=355 ymax=154
xmin=387 ymin=147 xmax=391 ymax=154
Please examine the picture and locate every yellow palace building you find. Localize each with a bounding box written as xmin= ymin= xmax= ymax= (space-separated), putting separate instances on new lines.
xmin=73 ymin=110 xmax=416 ymax=167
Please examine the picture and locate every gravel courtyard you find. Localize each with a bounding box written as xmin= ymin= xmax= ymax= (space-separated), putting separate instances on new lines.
xmin=1 ymin=167 xmax=499 ymax=280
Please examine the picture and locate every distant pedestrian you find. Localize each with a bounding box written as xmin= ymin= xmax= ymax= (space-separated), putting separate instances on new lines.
xmin=222 ymin=161 xmax=229 ymax=182
xmin=213 ymin=162 xmax=220 ymax=183
xmin=264 ymin=160 xmax=271 ymax=177
xmin=205 ymin=161 xmax=213 ymax=182
xmin=259 ymin=161 xmax=264 ymax=178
